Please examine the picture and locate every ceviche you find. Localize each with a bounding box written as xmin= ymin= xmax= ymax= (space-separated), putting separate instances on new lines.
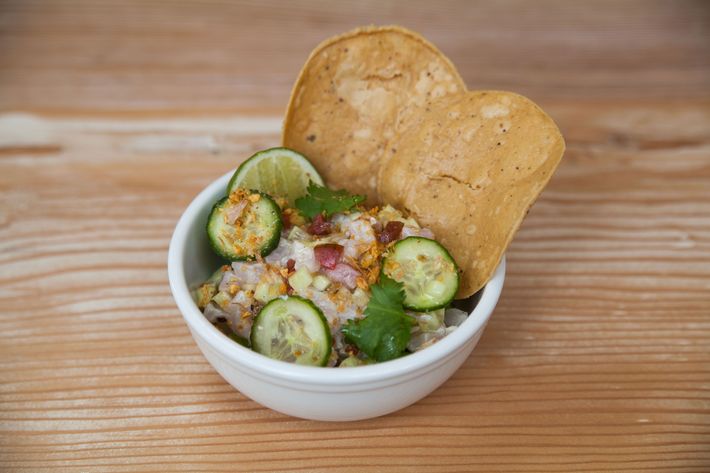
xmin=193 ymin=149 xmax=468 ymax=367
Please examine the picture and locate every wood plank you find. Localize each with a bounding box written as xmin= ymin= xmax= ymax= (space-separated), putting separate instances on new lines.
xmin=1 ymin=0 xmax=709 ymax=472
xmin=0 ymin=0 xmax=709 ymax=113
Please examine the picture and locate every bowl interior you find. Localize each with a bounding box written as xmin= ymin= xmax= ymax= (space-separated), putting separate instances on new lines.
xmin=181 ymin=172 xmax=488 ymax=303
xmin=183 ymin=198 xmax=225 ymax=287
xmin=169 ymin=170 xmax=505 ymax=385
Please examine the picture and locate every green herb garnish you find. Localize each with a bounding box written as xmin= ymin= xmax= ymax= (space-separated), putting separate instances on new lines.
xmin=295 ymin=181 xmax=365 ymax=219
xmin=342 ymin=275 xmax=415 ymax=362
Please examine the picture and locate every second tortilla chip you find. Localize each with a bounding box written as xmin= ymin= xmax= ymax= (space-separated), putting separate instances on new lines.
xmin=378 ymin=90 xmax=565 ymax=298
xmin=283 ymin=25 xmax=465 ymax=202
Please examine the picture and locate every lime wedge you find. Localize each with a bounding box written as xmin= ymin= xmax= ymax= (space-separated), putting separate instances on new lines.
xmin=227 ymin=147 xmax=323 ymax=206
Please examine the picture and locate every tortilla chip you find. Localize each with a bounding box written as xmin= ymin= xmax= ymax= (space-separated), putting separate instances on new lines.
xmin=283 ymin=25 xmax=465 ymax=202
xmin=377 ymin=90 xmax=565 ymax=298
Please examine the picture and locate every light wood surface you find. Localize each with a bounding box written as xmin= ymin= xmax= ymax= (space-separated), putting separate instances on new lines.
xmin=1 ymin=1 xmax=709 ymax=472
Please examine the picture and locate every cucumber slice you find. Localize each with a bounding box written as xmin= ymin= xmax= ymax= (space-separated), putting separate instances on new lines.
xmin=206 ymin=190 xmax=282 ymax=261
xmin=250 ymin=296 xmax=332 ymax=366
xmin=382 ymin=237 xmax=460 ymax=311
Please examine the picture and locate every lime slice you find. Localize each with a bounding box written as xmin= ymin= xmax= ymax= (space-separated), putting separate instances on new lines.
xmin=227 ymin=147 xmax=323 ymax=206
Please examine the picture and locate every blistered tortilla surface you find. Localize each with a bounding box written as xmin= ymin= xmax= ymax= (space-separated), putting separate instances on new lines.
xmin=377 ymin=90 xmax=565 ymax=298
xmin=283 ymin=25 xmax=465 ymax=202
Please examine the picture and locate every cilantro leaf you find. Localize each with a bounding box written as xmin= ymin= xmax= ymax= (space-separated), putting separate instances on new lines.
xmin=342 ymin=275 xmax=415 ymax=362
xmin=295 ymin=181 xmax=365 ymax=219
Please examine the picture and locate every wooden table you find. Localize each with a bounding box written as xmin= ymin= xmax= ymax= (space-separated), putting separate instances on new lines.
xmin=1 ymin=1 xmax=709 ymax=471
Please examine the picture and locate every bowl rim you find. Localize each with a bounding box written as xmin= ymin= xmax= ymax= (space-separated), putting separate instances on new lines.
xmin=168 ymin=170 xmax=506 ymax=386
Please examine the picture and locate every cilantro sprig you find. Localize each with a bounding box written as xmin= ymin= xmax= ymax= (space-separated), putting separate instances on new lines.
xmin=295 ymin=181 xmax=365 ymax=219
xmin=342 ymin=275 xmax=415 ymax=362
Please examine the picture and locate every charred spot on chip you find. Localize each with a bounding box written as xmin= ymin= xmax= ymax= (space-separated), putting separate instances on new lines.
xmin=306 ymin=134 xmax=317 ymax=142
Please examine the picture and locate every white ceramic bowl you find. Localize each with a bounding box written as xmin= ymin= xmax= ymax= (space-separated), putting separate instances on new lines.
xmin=168 ymin=170 xmax=506 ymax=421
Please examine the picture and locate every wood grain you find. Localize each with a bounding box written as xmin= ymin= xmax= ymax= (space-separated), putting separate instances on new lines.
xmin=1 ymin=1 xmax=709 ymax=472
